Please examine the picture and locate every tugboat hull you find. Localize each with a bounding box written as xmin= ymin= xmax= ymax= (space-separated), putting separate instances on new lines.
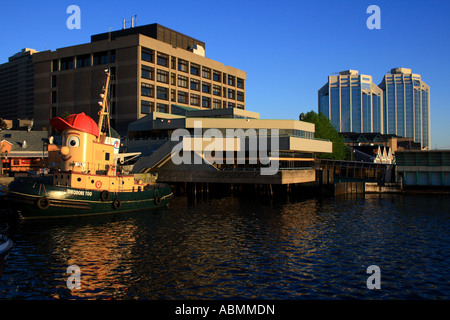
xmin=5 ymin=177 xmax=173 ymax=219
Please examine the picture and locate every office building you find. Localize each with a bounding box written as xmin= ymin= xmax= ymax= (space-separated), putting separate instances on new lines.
xmin=318 ymin=70 xmax=383 ymax=134
xmin=33 ymin=23 xmax=246 ymax=135
xmin=378 ymin=68 xmax=430 ymax=149
xmin=126 ymin=106 xmax=332 ymax=184
xmin=0 ymin=48 xmax=37 ymax=120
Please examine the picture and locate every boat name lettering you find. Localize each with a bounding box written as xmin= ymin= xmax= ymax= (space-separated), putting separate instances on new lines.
xmin=67 ymin=189 xmax=92 ymax=197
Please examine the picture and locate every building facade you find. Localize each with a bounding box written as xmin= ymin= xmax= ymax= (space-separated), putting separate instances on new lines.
xmin=378 ymin=68 xmax=430 ymax=149
xmin=33 ymin=23 xmax=246 ymax=135
xmin=0 ymin=48 xmax=37 ymax=120
xmin=318 ymin=70 xmax=383 ymax=134
xmin=126 ymin=107 xmax=332 ymax=184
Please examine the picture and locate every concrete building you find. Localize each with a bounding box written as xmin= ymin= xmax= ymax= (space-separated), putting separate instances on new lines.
xmin=318 ymin=70 xmax=383 ymax=134
xmin=396 ymin=150 xmax=450 ymax=187
xmin=126 ymin=106 xmax=332 ymax=185
xmin=32 ymin=23 xmax=246 ymax=135
xmin=0 ymin=48 xmax=37 ymax=120
xmin=378 ymin=68 xmax=430 ymax=149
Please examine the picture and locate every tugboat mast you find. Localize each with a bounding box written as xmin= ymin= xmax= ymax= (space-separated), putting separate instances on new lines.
xmin=97 ymin=69 xmax=111 ymax=143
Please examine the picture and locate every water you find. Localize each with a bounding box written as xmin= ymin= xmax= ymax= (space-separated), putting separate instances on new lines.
xmin=0 ymin=193 xmax=449 ymax=300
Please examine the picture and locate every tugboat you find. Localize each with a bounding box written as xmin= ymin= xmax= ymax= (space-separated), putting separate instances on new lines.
xmin=4 ymin=69 xmax=173 ymax=219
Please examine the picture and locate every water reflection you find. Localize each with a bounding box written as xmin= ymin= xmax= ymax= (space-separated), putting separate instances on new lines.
xmin=1 ymin=193 xmax=449 ymax=299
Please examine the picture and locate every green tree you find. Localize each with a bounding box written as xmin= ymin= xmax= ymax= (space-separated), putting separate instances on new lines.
xmin=303 ymin=111 xmax=349 ymax=160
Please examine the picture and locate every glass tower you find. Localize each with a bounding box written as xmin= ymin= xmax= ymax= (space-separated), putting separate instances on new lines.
xmin=318 ymin=70 xmax=383 ymax=133
xmin=378 ymin=68 xmax=430 ymax=149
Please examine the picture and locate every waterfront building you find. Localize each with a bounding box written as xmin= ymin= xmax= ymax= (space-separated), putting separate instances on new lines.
xmin=126 ymin=107 xmax=332 ymax=185
xmin=378 ymin=68 xmax=430 ymax=149
xmin=0 ymin=130 xmax=49 ymax=175
xmin=318 ymin=70 xmax=383 ymax=134
xmin=396 ymin=150 xmax=450 ymax=187
xmin=32 ymin=23 xmax=246 ymax=135
xmin=0 ymin=48 xmax=37 ymax=120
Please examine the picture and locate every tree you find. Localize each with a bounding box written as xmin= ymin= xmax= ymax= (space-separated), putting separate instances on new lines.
xmin=303 ymin=111 xmax=349 ymax=160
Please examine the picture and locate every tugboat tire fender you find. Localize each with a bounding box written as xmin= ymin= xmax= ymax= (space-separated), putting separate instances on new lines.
xmin=154 ymin=194 xmax=161 ymax=205
xmin=36 ymin=197 xmax=50 ymax=210
xmin=100 ymin=190 xmax=110 ymax=201
xmin=112 ymin=198 xmax=122 ymax=209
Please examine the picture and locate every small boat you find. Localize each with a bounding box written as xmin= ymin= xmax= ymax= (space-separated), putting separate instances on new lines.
xmin=0 ymin=224 xmax=13 ymax=278
xmin=4 ymin=69 xmax=173 ymax=219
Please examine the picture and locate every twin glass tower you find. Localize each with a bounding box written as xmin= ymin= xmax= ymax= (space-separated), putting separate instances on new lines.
xmin=318 ymin=68 xmax=430 ymax=149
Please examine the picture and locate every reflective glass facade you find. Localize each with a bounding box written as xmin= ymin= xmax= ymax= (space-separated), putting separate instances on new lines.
xmin=318 ymin=70 xmax=383 ymax=134
xmin=379 ymin=69 xmax=430 ymax=149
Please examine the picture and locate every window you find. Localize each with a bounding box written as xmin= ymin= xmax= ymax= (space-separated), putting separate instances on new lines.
xmin=141 ymin=83 xmax=154 ymax=97
xmin=213 ymin=85 xmax=221 ymax=96
xmin=202 ymin=97 xmax=211 ymax=108
xmin=171 ymin=89 xmax=176 ymax=102
xmin=213 ymin=71 xmax=221 ymax=82
xmin=228 ymin=89 xmax=235 ymax=99
xmin=237 ymin=91 xmax=244 ymax=102
xmin=93 ymin=51 xmax=108 ymax=65
xmin=109 ymin=50 xmax=116 ymax=63
xmin=61 ymin=57 xmax=74 ymax=70
xmin=51 ymin=91 xmax=57 ymax=104
xmin=157 ymin=103 xmax=168 ymax=113
xmin=171 ymin=57 xmax=176 ymax=69
xmin=237 ymin=78 xmax=244 ymax=89
xmin=157 ymin=53 xmax=169 ymax=67
xmin=157 ymin=70 xmax=169 ymax=83
xmin=178 ymin=75 xmax=188 ymax=88
xmin=228 ymin=102 xmax=235 ymax=108
xmin=178 ymin=91 xmax=188 ymax=104
xmin=141 ymin=66 xmax=154 ymax=80
xmin=202 ymin=82 xmax=211 ymax=94
xmin=178 ymin=59 xmax=188 ymax=73
xmin=157 ymin=86 xmax=168 ymax=100
xmin=76 ymin=55 xmax=90 ymax=68
xmin=191 ymin=79 xmax=200 ymax=91
xmin=51 ymin=75 xmax=57 ymax=88
xmin=190 ymin=94 xmax=200 ymax=106
xmin=202 ymin=67 xmax=211 ymax=79
xmin=141 ymin=100 xmax=153 ymax=113
xmin=228 ymin=75 xmax=235 ymax=86
xmin=142 ymin=48 xmax=154 ymax=63
xmin=190 ymin=63 xmax=200 ymax=76
xmin=213 ymin=99 xmax=221 ymax=109
xmin=52 ymin=59 xmax=59 ymax=72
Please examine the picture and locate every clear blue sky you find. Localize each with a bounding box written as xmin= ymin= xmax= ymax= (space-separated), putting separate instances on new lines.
xmin=1 ymin=0 xmax=449 ymax=148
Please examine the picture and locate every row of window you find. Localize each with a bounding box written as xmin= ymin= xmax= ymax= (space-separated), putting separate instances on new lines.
xmin=141 ymin=83 xmax=244 ymax=108
xmin=53 ymin=51 xmax=116 ymax=72
xmin=141 ymin=47 xmax=244 ymax=89
xmin=141 ymin=80 xmax=244 ymax=101
xmin=140 ymin=99 xmax=243 ymax=114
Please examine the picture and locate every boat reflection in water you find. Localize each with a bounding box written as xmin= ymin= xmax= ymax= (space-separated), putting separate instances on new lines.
xmin=0 ymin=224 xmax=13 ymax=279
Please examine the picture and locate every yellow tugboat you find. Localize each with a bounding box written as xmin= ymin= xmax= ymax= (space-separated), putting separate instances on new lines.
xmin=5 ymin=69 xmax=173 ymax=219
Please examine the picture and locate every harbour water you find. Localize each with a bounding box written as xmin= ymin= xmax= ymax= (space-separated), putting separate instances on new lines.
xmin=0 ymin=192 xmax=449 ymax=300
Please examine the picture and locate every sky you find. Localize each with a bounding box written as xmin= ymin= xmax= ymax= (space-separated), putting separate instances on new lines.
xmin=1 ymin=0 xmax=450 ymax=148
